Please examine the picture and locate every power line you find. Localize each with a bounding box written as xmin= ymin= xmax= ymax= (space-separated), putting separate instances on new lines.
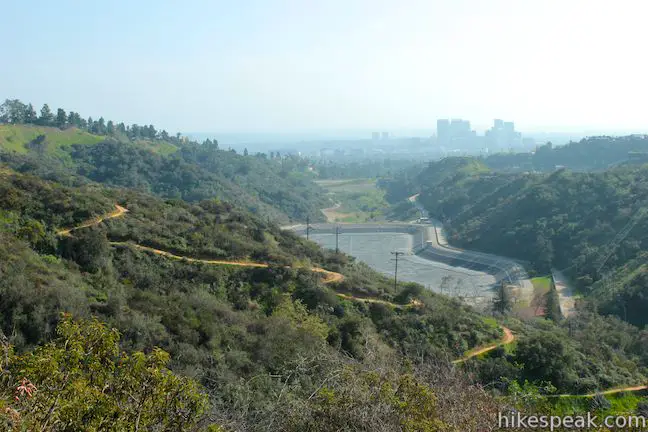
xmin=335 ymin=225 xmax=341 ymax=254
xmin=391 ymin=251 xmax=405 ymax=291
xmin=305 ymin=216 xmax=316 ymax=241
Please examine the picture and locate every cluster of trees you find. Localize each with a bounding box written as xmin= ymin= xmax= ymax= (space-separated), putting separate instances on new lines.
xmin=0 ymin=128 xmax=329 ymax=224
xmin=0 ymin=99 xmax=176 ymax=143
xmin=475 ymin=312 xmax=648 ymax=395
xmin=313 ymin=158 xmax=424 ymax=180
xmin=485 ymin=135 xmax=648 ymax=172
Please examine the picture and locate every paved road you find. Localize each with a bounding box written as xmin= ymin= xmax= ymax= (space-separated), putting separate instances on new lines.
xmin=552 ymin=268 xmax=576 ymax=317
xmin=408 ymin=194 xmax=531 ymax=289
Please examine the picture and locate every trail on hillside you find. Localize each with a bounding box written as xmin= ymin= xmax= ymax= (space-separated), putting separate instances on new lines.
xmin=56 ymin=205 xmax=647 ymax=397
xmin=452 ymin=326 xmax=515 ymax=364
xmin=55 ymin=204 xmax=345 ymax=284
xmin=56 ymin=204 xmax=128 ymax=237
xmin=554 ymin=385 xmax=648 ymax=398
xmin=110 ymin=242 xmax=346 ymax=284
xmin=335 ymin=292 xmax=423 ymax=309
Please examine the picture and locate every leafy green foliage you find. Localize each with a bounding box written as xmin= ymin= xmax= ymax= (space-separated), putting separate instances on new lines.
xmin=485 ymin=136 xmax=648 ymax=172
xmin=0 ymin=316 xmax=209 ymax=431
xmin=286 ymin=367 xmax=446 ymax=432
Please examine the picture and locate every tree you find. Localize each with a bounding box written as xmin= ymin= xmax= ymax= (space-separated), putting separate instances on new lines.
xmin=0 ymin=99 xmax=9 ymax=123
xmin=244 ymin=148 xmax=249 ymax=156
xmin=107 ymin=120 xmax=115 ymax=135
xmin=24 ymin=103 xmax=37 ymax=123
xmin=514 ymin=331 xmax=578 ymax=389
xmin=545 ymin=279 xmax=562 ymax=322
xmin=0 ymin=315 xmax=210 ymax=431
xmin=493 ymin=281 xmax=513 ymax=315
xmin=131 ymin=124 xmax=141 ymax=139
xmin=0 ymin=99 xmax=27 ymax=124
xmin=55 ymin=108 xmax=67 ymax=128
xmin=39 ymin=104 xmax=54 ymax=126
xmin=97 ymin=117 xmax=106 ymax=134
xmin=60 ymin=228 xmax=111 ymax=273
xmin=530 ymin=233 xmax=554 ymax=274
xmin=67 ymin=111 xmax=82 ymax=127
xmin=273 ymin=295 xmax=328 ymax=340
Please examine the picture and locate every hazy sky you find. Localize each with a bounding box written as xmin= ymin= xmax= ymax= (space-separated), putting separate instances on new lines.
xmin=3 ymin=0 xmax=648 ymax=134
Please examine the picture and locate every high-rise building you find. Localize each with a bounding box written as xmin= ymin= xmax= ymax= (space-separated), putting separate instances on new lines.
xmin=436 ymin=117 xmax=524 ymax=150
xmin=381 ymin=132 xmax=389 ymax=140
xmin=437 ymin=119 xmax=475 ymax=147
xmin=371 ymin=132 xmax=380 ymax=141
xmin=437 ymin=119 xmax=450 ymax=145
xmin=486 ymin=119 xmax=521 ymax=149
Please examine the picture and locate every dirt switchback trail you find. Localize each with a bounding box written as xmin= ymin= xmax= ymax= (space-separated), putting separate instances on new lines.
xmin=554 ymin=385 xmax=648 ymax=398
xmin=452 ymin=326 xmax=515 ymax=364
xmin=56 ymin=204 xmax=128 ymax=237
xmin=57 ymin=204 xmax=346 ymax=284
xmin=59 ymin=205 xmax=648 ymax=397
xmin=111 ymin=242 xmax=346 ymax=284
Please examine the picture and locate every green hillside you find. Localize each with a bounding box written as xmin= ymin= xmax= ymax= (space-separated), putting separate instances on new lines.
xmin=0 ymin=99 xmax=328 ymax=223
xmin=0 ymin=124 xmax=178 ymax=156
xmin=385 ymin=156 xmax=648 ymax=330
xmin=0 ymin=168 xmax=518 ymax=429
xmin=4 ymin=99 xmax=648 ymax=428
xmin=0 ymin=124 xmax=103 ymax=154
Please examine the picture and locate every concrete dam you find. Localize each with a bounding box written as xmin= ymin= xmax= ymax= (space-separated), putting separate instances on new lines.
xmin=288 ymin=222 xmax=530 ymax=291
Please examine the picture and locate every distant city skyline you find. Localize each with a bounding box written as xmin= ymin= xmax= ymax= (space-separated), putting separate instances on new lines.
xmin=4 ymin=1 xmax=648 ymax=133
xmin=186 ymin=124 xmax=640 ymax=147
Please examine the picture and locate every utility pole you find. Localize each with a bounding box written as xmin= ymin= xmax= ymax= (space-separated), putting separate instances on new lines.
xmin=306 ymin=216 xmax=315 ymax=241
xmin=391 ymin=251 xmax=404 ymax=291
xmin=335 ymin=226 xmax=341 ymax=254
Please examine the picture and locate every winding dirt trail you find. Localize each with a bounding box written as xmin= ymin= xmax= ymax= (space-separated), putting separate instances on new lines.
xmin=56 ymin=204 xmax=128 ymax=237
xmin=55 ymin=205 xmax=648 ymax=397
xmin=452 ymin=326 xmax=515 ymax=364
xmin=335 ymin=293 xmax=423 ymax=309
xmin=553 ymin=385 xmax=648 ymax=398
xmin=55 ymin=205 xmax=345 ymax=284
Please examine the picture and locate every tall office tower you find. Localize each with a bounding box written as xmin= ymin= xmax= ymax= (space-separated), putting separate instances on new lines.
xmin=372 ymin=132 xmax=380 ymax=141
xmin=486 ymin=119 xmax=521 ymax=149
xmin=381 ymin=132 xmax=389 ymax=140
xmin=450 ymin=118 xmax=471 ymax=136
xmin=437 ymin=119 xmax=450 ymax=146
